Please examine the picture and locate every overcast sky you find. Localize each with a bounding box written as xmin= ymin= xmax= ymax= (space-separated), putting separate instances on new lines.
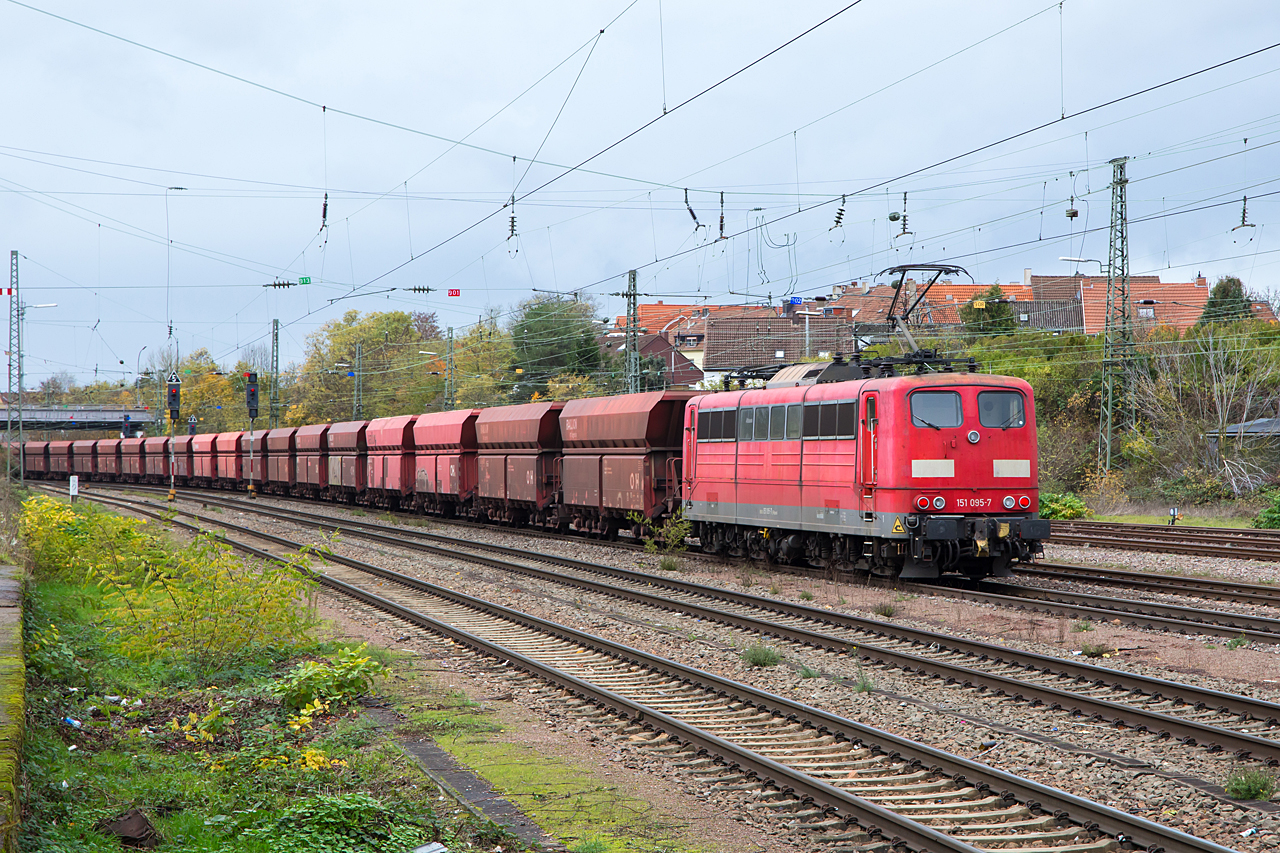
xmin=2 ymin=0 xmax=1278 ymax=386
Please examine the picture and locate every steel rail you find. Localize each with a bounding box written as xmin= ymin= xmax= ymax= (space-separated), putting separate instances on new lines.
xmin=1050 ymin=521 xmax=1280 ymax=561
xmin=79 ymin=486 xmax=1280 ymax=766
xmin=903 ymin=581 xmax=1280 ymax=645
xmin=1023 ymin=564 xmax=1280 ymax=608
xmin=67 ymin=487 xmax=1241 ymax=853
xmin=977 ymin=580 xmax=1280 ymax=638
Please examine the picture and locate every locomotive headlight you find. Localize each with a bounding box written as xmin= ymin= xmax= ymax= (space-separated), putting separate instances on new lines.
xmin=915 ymin=495 xmax=931 ymax=511
xmin=1002 ymin=495 xmax=1016 ymax=510
xmin=967 ymin=430 xmax=980 ymax=444
xmin=932 ymin=496 xmax=946 ymax=510
xmin=1018 ymin=495 xmax=1032 ymax=509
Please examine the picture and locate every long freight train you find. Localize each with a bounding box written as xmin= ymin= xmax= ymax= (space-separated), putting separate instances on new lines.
xmin=19 ymin=353 xmax=1047 ymax=580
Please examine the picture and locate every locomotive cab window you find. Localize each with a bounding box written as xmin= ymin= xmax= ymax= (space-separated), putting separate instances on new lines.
xmin=754 ymin=407 xmax=771 ymax=441
xmin=978 ymin=390 xmax=1026 ymax=429
xmin=785 ymin=404 xmax=802 ymax=439
xmin=696 ymin=410 xmax=709 ymax=440
xmin=910 ymin=390 xmax=963 ymax=429
xmin=770 ymin=405 xmax=786 ymax=440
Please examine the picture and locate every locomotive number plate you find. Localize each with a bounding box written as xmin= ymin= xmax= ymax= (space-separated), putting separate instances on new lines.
xmin=954 ymin=497 xmax=992 ymax=508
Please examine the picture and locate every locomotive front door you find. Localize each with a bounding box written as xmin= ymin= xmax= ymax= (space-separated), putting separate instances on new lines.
xmin=860 ymin=394 xmax=877 ymax=490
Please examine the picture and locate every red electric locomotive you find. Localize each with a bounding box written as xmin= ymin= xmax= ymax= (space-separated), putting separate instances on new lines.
xmin=683 ymin=354 xmax=1045 ymax=579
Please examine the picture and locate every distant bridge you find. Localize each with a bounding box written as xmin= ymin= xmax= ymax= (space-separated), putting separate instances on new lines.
xmin=2 ymin=406 xmax=158 ymax=431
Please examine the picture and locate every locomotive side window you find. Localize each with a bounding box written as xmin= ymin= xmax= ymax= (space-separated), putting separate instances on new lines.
xmin=802 ymin=404 xmax=820 ymax=439
xmin=697 ymin=410 xmax=709 ymax=440
xmin=738 ymin=407 xmax=755 ymax=441
xmin=708 ymin=410 xmax=723 ymax=440
xmin=770 ymin=405 xmax=786 ymax=440
xmin=819 ymin=403 xmax=838 ymax=437
xmin=978 ymin=391 xmax=1026 ymax=428
xmin=837 ymin=402 xmax=857 ymax=437
xmin=910 ymin=390 xmax=963 ymax=429
xmin=786 ymin=404 xmax=802 ymax=439
xmin=754 ymin=407 xmax=770 ymax=441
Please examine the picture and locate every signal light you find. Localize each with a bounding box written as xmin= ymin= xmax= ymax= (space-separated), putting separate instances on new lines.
xmin=915 ymin=495 xmax=930 ymax=511
xmin=1018 ymin=495 xmax=1032 ymax=509
xmin=932 ymin=496 xmax=946 ymax=510
xmin=1003 ymin=495 xmax=1016 ymax=510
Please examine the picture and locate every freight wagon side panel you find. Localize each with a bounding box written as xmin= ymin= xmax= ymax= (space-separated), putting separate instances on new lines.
xmin=505 ymin=455 xmax=539 ymax=504
xmin=478 ymin=456 xmax=506 ymax=499
xmin=562 ymin=455 xmax=601 ymax=510
xmin=171 ymin=436 xmax=194 ymax=479
xmin=415 ymin=454 xmax=437 ymax=494
xmin=72 ymin=441 xmax=97 ymax=475
xmin=602 ymin=455 xmax=650 ymax=514
xmin=98 ymin=440 xmax=122 ymax=477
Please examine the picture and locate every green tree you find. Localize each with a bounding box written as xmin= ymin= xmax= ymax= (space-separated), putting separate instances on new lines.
xmin=957 ymin=285 xmax=1016 ymax=339
xmin=291 ymin=310 xmax=444 ymax=424
xmin=1197 ymin=275 xmax=1251 ymax=325
xmin=454 ymin=312 xmax=514 ymax=408
xmin=509 ymin=296 xmax=602 ymax=400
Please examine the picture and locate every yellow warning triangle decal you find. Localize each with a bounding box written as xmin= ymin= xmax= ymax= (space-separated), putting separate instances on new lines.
xmin=891 ymin=517 xmax=905 ymax=533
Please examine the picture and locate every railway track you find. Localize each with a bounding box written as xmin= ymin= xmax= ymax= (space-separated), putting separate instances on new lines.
xmin=80 ymin=485 xmax=1280 ymax=761
xmin=1022 ymin=564 xmax=1280 ymax=609
xmin=1050 ymin=521 xmax=1280 ymax=562
xmin=60 ymin=485 xmax=1245 ymax=853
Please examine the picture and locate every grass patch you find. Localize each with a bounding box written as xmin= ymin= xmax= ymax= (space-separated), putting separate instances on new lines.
xmin=872 ymin=602 xmax=896 ymax=618
xmin=1226 ymin=634 xmax=1249 ymax=650
xmin=741 ymin=645 xmax=782 ymax=667
xmin=657 ymin=555 xmax=679 ymax=573
xmin=798 ymin=665 xmax=821 ymax=679
xmin=1224 ymin=767 xmax=1277 ymax=800
xmin=18 ymin=496 xmax=529 ymax=853
xmin=1079 ymin=642 xmax=1110 ymax=658
xmin=799 ymin=590 xmax=814 ymax=601
xmin=1072 ymin=620 xmax=1094 ymax=633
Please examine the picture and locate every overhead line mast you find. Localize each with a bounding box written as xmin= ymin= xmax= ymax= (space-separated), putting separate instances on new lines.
xmin=1098 ymin=156 xmax=1132 ymax=473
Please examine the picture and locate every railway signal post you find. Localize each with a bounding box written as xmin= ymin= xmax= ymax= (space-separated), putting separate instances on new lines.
xmin=166 ymin=372 xmax=180 ymax=502
xmin=246 ymin=372 xmax=259 ymax=498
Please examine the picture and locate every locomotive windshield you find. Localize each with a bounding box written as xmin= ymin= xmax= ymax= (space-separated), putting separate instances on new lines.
xmin=978 ymin=390 xmax=1026 ymax=428
xmin=910 ymin=391 xmax=963 ymax=429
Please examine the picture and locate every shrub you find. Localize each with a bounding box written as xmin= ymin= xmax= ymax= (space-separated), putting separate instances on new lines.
xmin=740 ymin=644 xmax=781 ymax=668
xmin=1224 ymin=768 xmax=1276 ymax=801
xmin=20 ymin=495 xmax=155 ymax=581
xmin=1038 ymin=493 xmax=1091 ymax=520
xmin=627 ymin=509 xmax=691 ymax=555
xmin=242 ymin=792 xmax=435 ymax=850
xmin=93 ymin=532 xmax=318 ymax=669
xmin=1253 ymin=492 xmax=1280 ymax=529
xmin=275 ymin=644 xmax=386 ymax=711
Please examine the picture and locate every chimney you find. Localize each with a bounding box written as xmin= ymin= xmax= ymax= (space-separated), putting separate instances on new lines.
xmin=656 ymin=300 xmax=663 ymax=305
xmin=1196 ymin=274 xmax=1207 ymax=287
xmin=1023 ymin=268 xmax=1032 ymax=288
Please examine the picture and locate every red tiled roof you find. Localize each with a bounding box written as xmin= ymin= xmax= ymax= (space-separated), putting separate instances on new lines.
xmin=1080 ymin=276 xmax=1210 ymax=334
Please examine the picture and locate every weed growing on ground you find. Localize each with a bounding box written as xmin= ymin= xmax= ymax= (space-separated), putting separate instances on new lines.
xmin=768 ymin=582 xmax=782 ymax=595
xmin=626 ymin=509 xmax=691 ymax=555
xmin=851 ymin=650 xmax=874 ymax=693
xmin=572 ymin=839 xmax=609 ymax=853
xmin=1079 ymin=642 xmax=1110 ymax=658
xmin=741 ymin=644 xmax=782 ymax=667
xmin=274 ymin=644 xmax=387 ymax=711
xmin=1226 ymin=634 xmax=1249 ymax=650
xmin=872 ymin=602 xmax=896 ymax=618
xmin=1224 ymin=768 xmax=1277 ymax=800
xmin=1072 ymin=620 xmax=1094 ymax=633
xmin=657 ymin=555 xmax=679 ymax=572
xmin=799 ymin=590 xmax=814 ymax=601
xmin=798 ymin=665 xmax=821 ymax=679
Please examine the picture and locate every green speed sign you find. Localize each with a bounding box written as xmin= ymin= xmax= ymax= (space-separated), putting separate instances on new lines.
xmin=299 ymin=276 xmax=312 ymax=285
